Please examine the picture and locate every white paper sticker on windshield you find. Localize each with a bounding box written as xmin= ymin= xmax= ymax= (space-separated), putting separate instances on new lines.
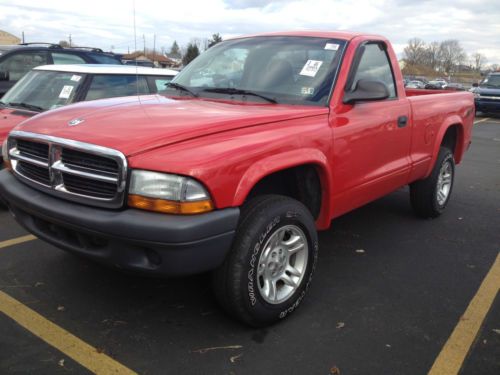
xmin=70 ymin=75 xmax=82 ymax=82
xmin=300 ymin=60 xmax=323 ymax=77
xmin=324 ymin=43 xmax=339 ymax=51
xmin=59 ymin=85 xmax=74 ymax=99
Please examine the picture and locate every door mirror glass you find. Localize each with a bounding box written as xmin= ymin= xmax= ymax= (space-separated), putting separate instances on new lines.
xmin=343 ymin=79 xmax=390 ymax=104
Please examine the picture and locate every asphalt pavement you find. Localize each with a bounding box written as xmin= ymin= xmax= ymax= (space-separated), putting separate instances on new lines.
xmin=0 ymin=117 xmax=499 ymax=375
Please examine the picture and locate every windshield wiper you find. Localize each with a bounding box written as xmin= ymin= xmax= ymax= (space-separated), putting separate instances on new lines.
xmin=7 ymin=102 xmax=44 ymax=112
xmin=166 ymin=82 xmax=198 ymax=97
xmin=200 ymin=88 xmax=278 ymax=104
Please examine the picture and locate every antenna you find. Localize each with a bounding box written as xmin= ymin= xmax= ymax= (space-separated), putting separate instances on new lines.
xmin=133 ymin=0 xmax=140 ymax=101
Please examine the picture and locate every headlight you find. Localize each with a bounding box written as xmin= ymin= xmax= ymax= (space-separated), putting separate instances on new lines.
xmin=128 ymin=170 xmax=214 ymax=214
xmin=1 ymin=138 xmax=11 ymax=170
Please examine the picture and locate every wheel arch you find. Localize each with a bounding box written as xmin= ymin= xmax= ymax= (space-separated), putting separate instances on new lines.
xmin=232 ymin=149 xmax=332 ymax=230
xmin=426 ymin=117 xmax=465 ymax=176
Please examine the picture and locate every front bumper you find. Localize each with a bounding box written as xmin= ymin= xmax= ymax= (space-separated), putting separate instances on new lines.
xmin=475 ymin=99 xmax=500 ymax=113
xmin=0 ymin=170 xmax=239 ymax=276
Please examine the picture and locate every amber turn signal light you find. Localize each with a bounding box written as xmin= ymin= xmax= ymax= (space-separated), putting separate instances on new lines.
xmin=128 ymin=194 xmax=214 ymax=214
xmin=2 ymin=159 xmax=12 ymax=171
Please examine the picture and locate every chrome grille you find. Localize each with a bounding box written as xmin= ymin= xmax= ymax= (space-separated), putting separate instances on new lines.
xmin=17 ymin=161 xmax=51 ymax=186
xmin=7 ymin=131 xmax=128 ymax=208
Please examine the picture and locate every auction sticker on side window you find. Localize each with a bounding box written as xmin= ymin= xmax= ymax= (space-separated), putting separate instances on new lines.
xmin=59 ymin=85 xmax=74 ymax=99
xmin=300 ymin=60 xmax=323 ymax=77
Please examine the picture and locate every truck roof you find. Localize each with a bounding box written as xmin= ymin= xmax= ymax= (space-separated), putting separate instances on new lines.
xmin=229 ymin=30 xmax=377 ymax=41
xmin=32 ymin=64 xmax=178 ymax=76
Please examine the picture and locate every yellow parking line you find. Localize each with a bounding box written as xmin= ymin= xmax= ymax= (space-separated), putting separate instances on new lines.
xmin=0 ymin=290 xmax=137 ymax=374
xmin=428 ymin=253 xmax=500 ymax=375
xmin=0 ymin=234 xmax=37 ymax=249
xmin=473 ymin=117 xmax=490 ymax=125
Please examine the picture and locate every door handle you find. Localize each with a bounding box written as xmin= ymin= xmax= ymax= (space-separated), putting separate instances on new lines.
xmin=397 ymin=116 xmax=408 ymax=128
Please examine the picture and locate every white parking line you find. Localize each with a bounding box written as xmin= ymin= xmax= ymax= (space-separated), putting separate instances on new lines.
xmin=474 ymin=117 xmax=490 ymax=125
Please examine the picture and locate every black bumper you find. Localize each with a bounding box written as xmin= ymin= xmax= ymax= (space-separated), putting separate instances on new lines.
xmin=0 ymin=170 xmax=239 ymax=276
xmin=475 ymin=100 xmax=500 ymax=113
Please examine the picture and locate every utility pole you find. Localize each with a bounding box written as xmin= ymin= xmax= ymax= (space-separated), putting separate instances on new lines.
xmin=153 ymin=34 xmax=156 ymax=65
xmin=69 ymin=34 xmax=72 ymax=47
xmin=22 ymin=31 xmax=25 ymax=43
xmin=143 ymin=34 xmax=146 ymax=56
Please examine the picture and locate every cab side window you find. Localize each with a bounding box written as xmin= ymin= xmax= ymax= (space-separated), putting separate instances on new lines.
xmin=0 ymin=52 xmax=49 ymax=81
xmin=51 ymin=53 xmax=86 ymax=64
xmin=349 ymin=43 xmax=397 ymax=98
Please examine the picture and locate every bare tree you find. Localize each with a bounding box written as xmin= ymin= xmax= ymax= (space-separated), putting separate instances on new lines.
xmin=472 ymin=52 xmax=487 ymax=72
xmin=425 ymin=41 xmax=440 ymax=70
xmin=438 ymin=40 xmax=466 ymax=74
xmin=59 ymin=40 xmax=70 ymax=48
xmin=403 ymin=38 xmax=427 ymax=66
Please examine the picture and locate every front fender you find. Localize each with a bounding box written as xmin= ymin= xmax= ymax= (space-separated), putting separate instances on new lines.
xmin=233 ymin=148 xmax=332 ymax=229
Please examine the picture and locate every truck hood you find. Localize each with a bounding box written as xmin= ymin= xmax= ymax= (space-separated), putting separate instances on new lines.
xmin=14 ymin=95 xmax=328 ymax=156
xmin=0 ymin=107 xmax=38 ymax=143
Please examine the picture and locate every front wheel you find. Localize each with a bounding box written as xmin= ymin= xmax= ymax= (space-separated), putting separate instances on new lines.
xmin=410 ymin=147 xmax=455 ymax=218
xmin=212 ymin=195 xmax=318 ymax=327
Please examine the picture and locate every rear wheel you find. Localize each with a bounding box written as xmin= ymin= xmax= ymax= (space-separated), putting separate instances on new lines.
xmin=212 ymin=195 xmax=318 ymax=327
xmin=410 ymin=147 xmax=455 ymax=218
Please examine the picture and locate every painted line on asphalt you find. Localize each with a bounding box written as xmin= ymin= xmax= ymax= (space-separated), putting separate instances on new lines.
xmin=473 ymin=117 xmax=490 ymax=125
xmin=428 ymin=252 xmax=500 ymax=375
xmin=0 ymin=290 xmax=137 ymax=374
xmin=0 ymin=234 xmax=37 ymax=249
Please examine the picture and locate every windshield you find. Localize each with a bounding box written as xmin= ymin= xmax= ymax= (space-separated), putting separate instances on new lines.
xmin=479 ymin=75 xmax=500 ymax=88
xmin=170 ymin=36 xmax=346 ymax=106
xmin=0 ymin=70 xmax=85 ymax=111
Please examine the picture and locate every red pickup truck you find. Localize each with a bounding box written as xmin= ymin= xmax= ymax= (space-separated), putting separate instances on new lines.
xmin=0 ymin=31 xmax=474 ymax=326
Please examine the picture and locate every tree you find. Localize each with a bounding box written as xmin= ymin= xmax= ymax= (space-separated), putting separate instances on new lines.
xmin=472 ymin=52 xmax=487 ymax=72
xmin=169 ymin=41 xmax=181 ymax=59
xmin=182 ymin=43 xmax=200 ymax=66
xmin=59 ymin=40 xmax=70 ymax=48
xmin=208 ymin=33 xmax=223 ymax=48
xmin=403 ymin=38 xmax=426 ymax=66
xmin=423 ymin=41 xmax=440 ymax=70
xmin=438 ymin=40 xmax=466 ymax=74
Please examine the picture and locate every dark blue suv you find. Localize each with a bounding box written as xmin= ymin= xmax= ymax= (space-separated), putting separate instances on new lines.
xmin=473 ymin=72 xmax=500 ymax=115
xmin=0 ymin=43 xmax=122 ymax=97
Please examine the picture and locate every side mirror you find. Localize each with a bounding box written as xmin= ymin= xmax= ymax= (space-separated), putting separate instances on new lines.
xmin=0 ymin=71 xmax=8 ymax=81
xmin=343 ymin=79 xmax=390 ymax=104
xmin=472 ymin=83 xmax=478 ymax=87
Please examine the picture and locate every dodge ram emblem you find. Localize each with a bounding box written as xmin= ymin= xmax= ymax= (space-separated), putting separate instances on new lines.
xmin=68 ymin=118 xmax=85 ymax=126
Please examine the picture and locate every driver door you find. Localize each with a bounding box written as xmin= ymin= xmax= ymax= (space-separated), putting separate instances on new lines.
xmin=331 ymin=41 xmax=412 ymax=216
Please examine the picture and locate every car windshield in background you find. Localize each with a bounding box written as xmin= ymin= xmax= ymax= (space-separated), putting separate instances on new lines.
xmin=480 ymin=75 xmax=500 ymax=88
xmin=170 ymin=36 xmax=346 ymax=106
xmin=0 ymin=70 xmax=85 ymax=111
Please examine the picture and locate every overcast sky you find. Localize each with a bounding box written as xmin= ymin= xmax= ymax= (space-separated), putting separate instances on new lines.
xmin=1 ymin=0 xmax=499 ymax=64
